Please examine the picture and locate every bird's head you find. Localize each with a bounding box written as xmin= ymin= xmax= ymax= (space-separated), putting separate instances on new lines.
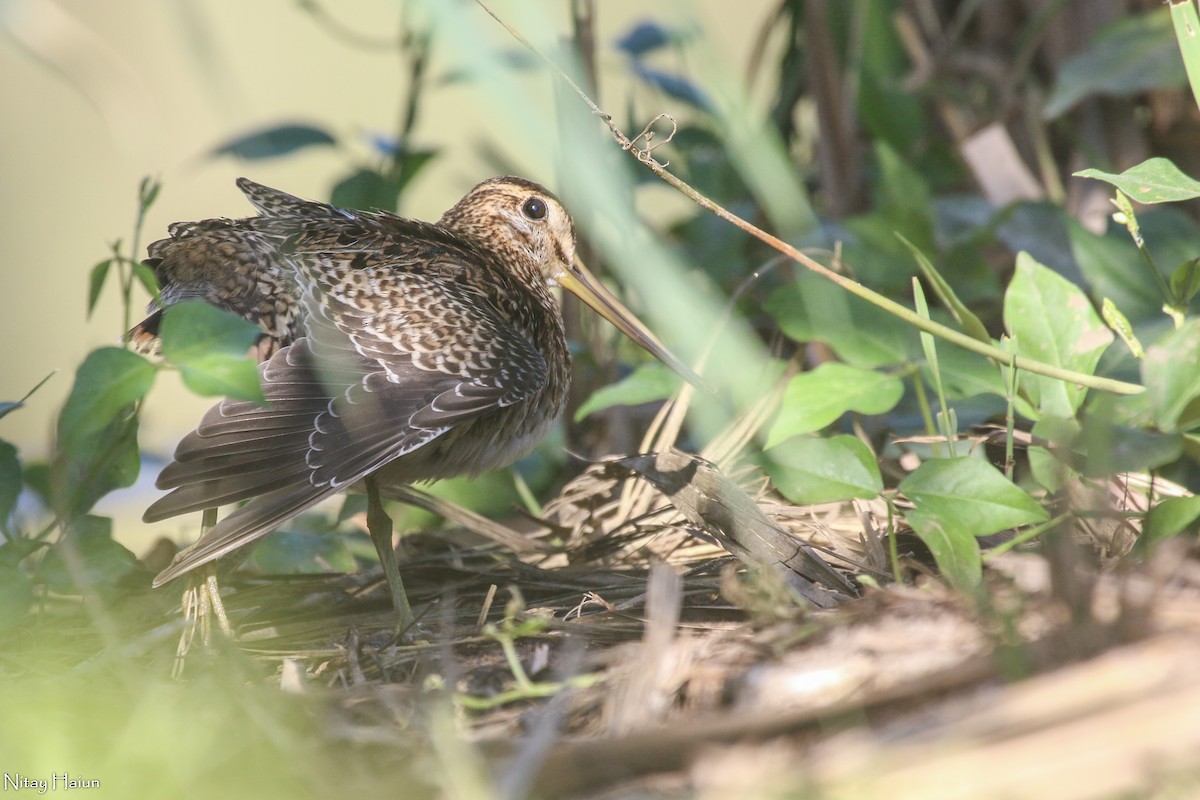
xmin=444 ymin=176 xmax=704 ymax=389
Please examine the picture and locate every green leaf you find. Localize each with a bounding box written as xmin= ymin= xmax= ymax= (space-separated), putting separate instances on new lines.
xmin=208 ymin=123 xmax=336 ymax=160
xmin=0 ymin=564 xmax=33 ymax=630
xmin=875 ymin=142 xmax=935 ymax=256
xmin=1170 ymin=258 xmax=1200 ymax=306
xmin=132 ymin=259 xmax=159 ymax=297
xmin=56 ymin=348 xmax=155 ymax=446
xmin=87 ymin=259 xmax=112 ymax=318
xmin=766 ymin=364 xmax=904 ymax=447
xmin=1075 ymin=157 xmax=1200 ymax=205
xmin=1145 ymin=496 xmax=1200 ymax=544
xmin=765 ymin=273 xmax=914 ymax=368
xmin=331 ymin=168 xmax=403 ymax=213
xmin=180 ymin=354 xmax=264 ymax=402
xmin=1003 ymin=253 xmax=1114 ymax=418
xmin=138 ymin=175 xmax=161 ymax=212
xmin=1143 ymin=319 xmax=1200 ymax=432
xmin=1085 ymin=424 xmax=1182 ymax=478
xmin=900 ymin=457 xmax=1048 ymax=588
xmin=900 ymin=457 xmax=1049 ymax=534
xmin=1027 ymin=415 xmax=1080 ymax=493
xmin=51 ymin=412 xmax=142 ymax=520
xmin=1067 ymin=217 xmax=1161 ymax=322
xmin=1046 ymin=10 xmax=1185 ymax=118
xmin=764 ymin=434 xmax=883 ymax=504
xmin=0 ymin=440 xmax=20 ymax=530
xmin=575 ymin=363 xmax=677 ymax=421
xmin=38 ymin=515 xmax=139 ymax=595
xmin=159 ymin=301 xmax=262 ymax=363
xmin=0 ymin=538 xmax=42 ymax=568
xmin=904 ymin=506 xmax=983 ymax=589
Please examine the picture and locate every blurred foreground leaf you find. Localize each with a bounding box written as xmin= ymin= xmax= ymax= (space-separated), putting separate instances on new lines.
xmin=180 ymin=354 xmax=264 ymax=402
xmin=1143 ymin=319 xmax=1200 ymax=432
xmin=160 ymin=302 xmax=264 ymax=401
xmin=0 ymin=439 xmax=20 ymax=530
xmin=57 ymin=348 xmax=155 ymax=446
xmin=209 ymin=122 xmax=336 ymax=160
xmin=160 ymin=301 xmax=262 ymax=361
xmin=1045 ymin=10 xmax=1184 ymax=118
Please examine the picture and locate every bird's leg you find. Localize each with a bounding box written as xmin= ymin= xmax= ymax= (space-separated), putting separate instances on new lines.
xmin=204 ymin=571 xmax=233 ymax=638
xmin=172 ymin=508 xmax=233 ymax=676
xmin=365 ymin=476 xmax=413 ymax=632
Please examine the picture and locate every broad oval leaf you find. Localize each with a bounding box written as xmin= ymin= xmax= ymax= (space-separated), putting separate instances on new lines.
xmin=1027 ymin=415 xmax=1080 ymax=493
xmin=1003 ymin=252 xmax=1113 ymax=418
xmin=209 ymin=123 xmax=336 ymax=160
xmin=1076 ymin=158 xmax=1200 ymax=205
xmin=904 ymin=506 xmax=983 ymax=589
xmin=52 ymin=413 xmax=142 ymax=520
xmin=180 ymin=353 xmax=265 ymax=403
xmin=1045 ymin=10 xmax=1184 ymax=118
xmin=899 ymin=457 xmax=1049 ymax=538
xmin=159 ymin=301 xmax=262 ymax=363
xmin=575 ymin=363 xmax=678 ymax=421
xmin=57 ymin=347 xmax=156 ymax=446
xmin=38 ymin=515 xmax=139 ymax=595
xmin=1066 ymin=217 xmax=1160 ymax=322
xmin=1145 ymin=496 xmax=1200 ymax=544
xmin=900 ymin=456 xmax=1048 ymax=589
xmin=766 ymin=364 xmax=904 ymax=447
xmin=765 ymin=434 xmax=883 ymax=504
xmin=1143 ymin=318 xmax=1200 ymax=432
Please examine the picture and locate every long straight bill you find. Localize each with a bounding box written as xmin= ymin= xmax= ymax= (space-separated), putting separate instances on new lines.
xmin=558 ymin=257 xmax=707 ymax=390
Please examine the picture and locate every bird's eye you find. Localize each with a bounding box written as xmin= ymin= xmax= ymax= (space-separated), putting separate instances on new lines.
xmin=522 ymin=197 xmax=547 ymax=220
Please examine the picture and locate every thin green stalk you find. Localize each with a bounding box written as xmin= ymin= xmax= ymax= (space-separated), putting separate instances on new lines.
xmin=1002 ymin=335 xmax=1018 ymax=480
xmin=910 ymin=371 xmax=940 ymax=458
xmin=118 ymin=178 xmax=160 ymax=340
xmin=983 ymin=513 xmax=1072 ymax=559
xmin=886 ymin=499 xmax=902 ymax=585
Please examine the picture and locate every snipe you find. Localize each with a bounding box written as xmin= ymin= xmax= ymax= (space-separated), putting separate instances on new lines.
xmin=134 ymin=176 xmax=697 ymax=628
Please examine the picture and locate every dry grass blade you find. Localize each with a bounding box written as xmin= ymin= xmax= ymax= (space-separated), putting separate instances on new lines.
xmin=380 ymin=484 xmax=546 ymax=554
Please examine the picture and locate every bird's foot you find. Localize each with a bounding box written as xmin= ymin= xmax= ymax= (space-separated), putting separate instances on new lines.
xmin=171 ymin=570 xmax=234 ymax=678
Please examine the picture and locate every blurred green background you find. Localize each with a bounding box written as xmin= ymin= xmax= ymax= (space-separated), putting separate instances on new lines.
xmin=0 ymin=0 xmax=763 ymax=550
